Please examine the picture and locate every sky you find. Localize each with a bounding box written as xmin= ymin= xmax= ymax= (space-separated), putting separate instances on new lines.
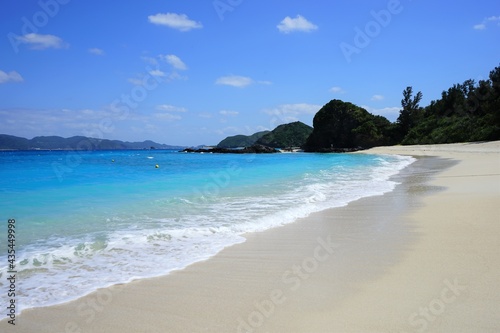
xmin=0 ymin=0 xmax=499 ymax=146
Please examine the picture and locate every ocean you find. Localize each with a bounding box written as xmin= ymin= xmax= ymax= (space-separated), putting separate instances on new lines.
xmin=0 ymin=149 xmax=415 ymax=312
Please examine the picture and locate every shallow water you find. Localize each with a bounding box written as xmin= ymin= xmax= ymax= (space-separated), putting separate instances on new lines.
xmin=0 ymin=149 xmax=414 ymax=311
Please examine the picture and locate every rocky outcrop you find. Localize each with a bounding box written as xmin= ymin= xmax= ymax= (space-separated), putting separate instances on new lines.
xmin=182 ymin=144 xmax=279 ymax=154
xmin=303 ymin=99 xmax=393 ymax=152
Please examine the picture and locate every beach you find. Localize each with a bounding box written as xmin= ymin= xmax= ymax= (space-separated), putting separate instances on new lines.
xmin=3 ymin=141 xmax=499 ymax=333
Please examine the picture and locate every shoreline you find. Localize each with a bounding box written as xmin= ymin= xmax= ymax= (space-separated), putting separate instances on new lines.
xmin=2 ymin=141 xmax=499 ymax=332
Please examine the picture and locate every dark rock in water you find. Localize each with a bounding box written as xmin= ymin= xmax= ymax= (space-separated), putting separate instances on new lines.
xmin=309 ymin=147 xmax=365 ymax=153
xmin=182 ymin=144 xmax=279 ymax=154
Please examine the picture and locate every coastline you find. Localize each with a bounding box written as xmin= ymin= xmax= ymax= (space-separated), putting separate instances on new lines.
xmin=3 ymin=141 xmax=499 ymax=332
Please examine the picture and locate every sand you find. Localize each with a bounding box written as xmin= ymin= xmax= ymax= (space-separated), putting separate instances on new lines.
xmin=2 ymin=141 xmax=499 ymax=333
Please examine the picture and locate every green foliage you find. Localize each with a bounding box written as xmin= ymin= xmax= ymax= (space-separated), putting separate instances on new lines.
xmin=396 ymin=86 xmax=423 ymax=141
xmin=401 ymin=64 xmax=500 ymax=145
xmin=256 ymin=121 xmax=313 ymax=148
xmin=217 ymin=131 xmax=270 ymax=148
xmin=304 ymin=100 xmax=395 ymax=151
xmin=304 ymin=65 xmax=499 ymax=151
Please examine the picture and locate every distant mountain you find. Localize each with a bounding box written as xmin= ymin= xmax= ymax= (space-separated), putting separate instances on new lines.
xmin=256 ymin=121 xmax=313 ymax=148
xmin=0 ymin=134 xmax=30 ymax=150
xmin=0 ymin=134 xmax=185 ymax=150
xmin=217 ymin=131 xmax=270 ymax=148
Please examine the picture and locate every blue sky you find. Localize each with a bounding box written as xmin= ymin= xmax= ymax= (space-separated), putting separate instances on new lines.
xmin=0 ymin=0 xmax=499 ymax=146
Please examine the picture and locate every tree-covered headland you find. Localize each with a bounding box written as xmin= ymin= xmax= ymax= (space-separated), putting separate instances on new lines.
xmin=304 ymin=64 xmax=500 ymax=151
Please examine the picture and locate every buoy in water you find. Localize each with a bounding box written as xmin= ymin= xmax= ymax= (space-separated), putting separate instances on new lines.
xmin=112 ymin=159 xmax=115 ymax=163
xmin=155 ymin=164 xmax=159 ymax=168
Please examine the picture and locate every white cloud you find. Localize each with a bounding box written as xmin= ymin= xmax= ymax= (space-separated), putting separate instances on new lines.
xmin=160 ymin=54 xmax=187 ymax=70
xmin=264 ymin=103 xmax=321 ymax=116
xmin=153 ymin=113 xmax=182 ymax=121
xmin=215 ymin=126 xmax=245 ymax=136
xmin=473 ymin=16 xmax=500 ymax=30
xmin=215 ymin=75 xmax=253 ymax=88
xmin=330 ymin=86 xmax=346 ymax=94
xmin=219 ymin=110 xmax=239 ymax=116
xmin=362 ymin=105 xmax=401 ymax=119
xmin=132 ymin=55 xmax=188 ymax=85
xmin=148 ymin=13 xmax=203 ymax=32
xmin=16 ymin=33 xmax=67 ymax=50
xmin=141 ymin=56 xmax=159 ymax=66
xmin=371 ymin=94 xmax=385 ymax=101
xmin=486 ymin=15 xmax=500 ymax=22
xmin=167 ymin=72 xmax=187 ymax=81
xmin=156 ymin=104 xmax=187 ymax=113
xmin=149 ymin=69 xmax=166 ymax=77
xmin=263 ymin=103 xmax=320 ymax=127
xmin=88 ymin=48 xmax=104 ymax=55
xmin=198 ymin=112 xmax=213 ymax=118
xmin=0 ymin=70 xmax=23 ymax=84
xmin=277 ymin=15 xmax=318 ymax=34
xmin=128 ymin=77 xmax=144 ymax=85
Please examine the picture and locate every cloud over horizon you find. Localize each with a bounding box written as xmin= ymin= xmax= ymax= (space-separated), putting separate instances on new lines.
xmin=0 ymin=107 xmax=186 ymax=143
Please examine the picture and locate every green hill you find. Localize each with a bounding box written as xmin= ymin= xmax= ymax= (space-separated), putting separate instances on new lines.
xmin=0 ymin=134 xmax=184 ymax=150
xmin=256 ymin=121 xmax=313 ymax=148
xmin=217 ymin=131 xmax=270 ymax=148
xmin=0 ymin=134 xmax=30 ymax=150
xmin=303 ymin=100 xmax=393 ymax=151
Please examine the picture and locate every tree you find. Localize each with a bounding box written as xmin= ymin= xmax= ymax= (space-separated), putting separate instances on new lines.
xmin=396 ymin=86 xmax=423 ymax=140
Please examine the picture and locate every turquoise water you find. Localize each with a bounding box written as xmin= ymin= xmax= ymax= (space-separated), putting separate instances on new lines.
xmin=0 ymin=150 xmax=414 ymax=311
